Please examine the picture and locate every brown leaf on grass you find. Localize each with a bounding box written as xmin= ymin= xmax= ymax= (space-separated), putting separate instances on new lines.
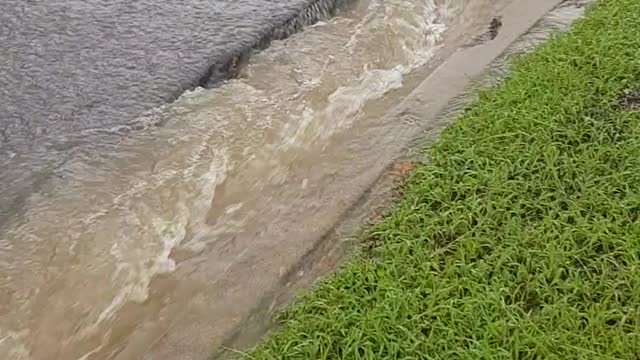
xmin=391 ymin=162 xmax=414 ymax=176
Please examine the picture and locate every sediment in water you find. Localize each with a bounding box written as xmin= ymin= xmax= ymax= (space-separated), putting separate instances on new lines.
xmin=198 ymin=0 xmax=352 ymax=87
xmin=214 ymin=0 xmax=593 ymax=357
xmin=0 ymin=0 xmax=352 ymax=234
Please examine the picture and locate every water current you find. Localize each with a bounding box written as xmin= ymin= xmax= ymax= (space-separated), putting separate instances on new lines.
xmin=0 ymin=0 xmax=589 ymax=358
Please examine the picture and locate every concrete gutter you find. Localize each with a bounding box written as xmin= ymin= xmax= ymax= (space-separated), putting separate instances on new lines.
xmin=206 ymin=0 xmax=577 ymax=358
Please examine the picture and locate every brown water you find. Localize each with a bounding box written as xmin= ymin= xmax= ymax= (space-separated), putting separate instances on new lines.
xmin=0 ymin=0 xmax=591 ymax=358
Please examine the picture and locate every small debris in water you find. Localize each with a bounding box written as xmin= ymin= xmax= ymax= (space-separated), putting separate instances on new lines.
xmin=489 ymin=16 xmax=503 ymax=40
xmin=462 ymin=16 xmax=503 ymax=48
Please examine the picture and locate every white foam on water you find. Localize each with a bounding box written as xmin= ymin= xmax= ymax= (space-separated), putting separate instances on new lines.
xmin=344 ymin=0 xmax=381 ymax=49
xmin=284 ymin=68 xmax=404 ymax=146
xmin=0 ymin=105 xmax=235 ymax=358
xmin=279 ymin=0 xmax=446 ymax=147
xmin=97 ymin=144 xmax=231 ymax=326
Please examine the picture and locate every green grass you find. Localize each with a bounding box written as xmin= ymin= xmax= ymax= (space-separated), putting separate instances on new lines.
xmin=247 ymin=0 xmax=640 ymax=358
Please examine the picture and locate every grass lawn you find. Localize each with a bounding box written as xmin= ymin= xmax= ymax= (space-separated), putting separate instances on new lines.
xmin=247 ymin=0 xmax=640 ymax=358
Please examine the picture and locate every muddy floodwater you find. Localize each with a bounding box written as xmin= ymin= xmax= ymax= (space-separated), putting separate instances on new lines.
xmin=0 ymin=0 xmax=590 ymax=358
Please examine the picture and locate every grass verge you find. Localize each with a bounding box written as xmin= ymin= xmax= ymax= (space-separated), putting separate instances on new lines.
xmin=247 ymin=0 xmax=640 ymax=358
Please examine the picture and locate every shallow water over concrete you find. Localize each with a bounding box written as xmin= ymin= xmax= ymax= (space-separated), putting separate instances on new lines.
xmin=0 ymin=0 xmax=590 ymax=358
